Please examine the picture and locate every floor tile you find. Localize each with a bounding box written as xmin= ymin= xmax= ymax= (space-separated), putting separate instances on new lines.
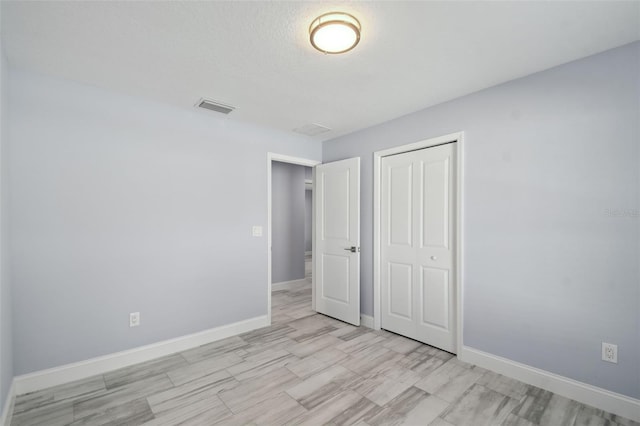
xmin=144 ymin=390 xmax=231 ymax=425
xmin=166 ymin=351 xmax=243 ymax=386
xmin=287 ymin=333 xmax=344 ymax=358
xmin=69 ymin=398 xmax=153 ymax=426
xmin=286 ymin=355 xmax=329 ymax=378
xmin=147 ymin=370 xmax=236 ymax=414
xmin=214 ymin=392 xmax=307 ymax=425
xmin=367 ymin=386 xmax=431 ymax=426
xmin=218 ymin=367 xmax=301 ymax=414
xmin=442 ymin=383 xmax=519 ymax=426
xmin=415 ymin=358 xmax=484 ymax=402
xmin=327 ymin=397 xmax=383 ymax=425
xmin=179 ymin=336 xmax=248 ymax=364
xmin=72 ymin=374 xmax=174 ymax=421
xmin=289 ymin=390 xmax=365 ymax=425
xmin=512 ymin=386 xmax=554 ymax=424
xmin=400 ymin=394 xmax=450 ymax=426
xmin=476 ymin=370 xmax=529 ymax=400
xmin=429 ymin=418 xmax=456 ymax=426
xmin=286 ymin=365 xmax=358 ymax=409
xmin=11 ymin=400 xmax=74 ymax=426
xmin=537 ymin=393 xmax=582 ymax=425
xmin=383 ymin=334 xmax=423 ymax=355
xmin=103 ymin=354 xmax=187 ymax=390
xmin=501 ymin=413 xmax=538 ymax=426
xmin=351 ymin=374 xmax=418 ymax=406
xmin=226 ymin=348 xmax=298 ymax=381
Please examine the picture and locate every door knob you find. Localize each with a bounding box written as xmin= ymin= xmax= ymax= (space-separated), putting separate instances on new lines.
xmin=430 ymin=256 xmax=437 ymax=260
xmin=344 ymin=246 xmax=360 ymax=253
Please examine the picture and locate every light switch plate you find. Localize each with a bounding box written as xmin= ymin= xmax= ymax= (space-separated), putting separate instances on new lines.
xmin=252 ymin=226 xmax=263 ymax=237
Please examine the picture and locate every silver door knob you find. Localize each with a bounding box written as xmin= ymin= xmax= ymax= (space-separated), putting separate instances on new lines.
xmin=430 ymin=256 xmax=437 ymax=260
xmin=344 ymin=246 xmax=359 ymax=253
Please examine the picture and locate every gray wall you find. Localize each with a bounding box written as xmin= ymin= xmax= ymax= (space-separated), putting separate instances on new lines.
xmin=305 ymin=189 xmax=312 ymax=253
xmin=0 ymin=39 xmax=13 ymax=415
xmin=9 ymin=70 xmax=322 ymax=375
xmin=304 ymin=167 xmax=312 ymax=253
xmin=271 ymin=162 xmax=306 ymax=283
xmin=323 ymin=42 xmax=640 ymax=398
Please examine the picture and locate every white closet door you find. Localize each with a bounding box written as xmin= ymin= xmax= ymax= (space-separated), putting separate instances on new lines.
xmin=381 ymin=143 xmax=457 ymax=352
xmin=314 ymin=157 xmax=360 ymax=326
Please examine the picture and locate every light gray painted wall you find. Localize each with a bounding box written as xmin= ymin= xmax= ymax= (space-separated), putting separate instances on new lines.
xmin=0 ymin=41 xmax=13 ymax=415
xmin=304 ymin=166 xmax=312 ymax=253
xmin=271 ymin=162 xmax=306 ymax=283
xmin=305 ymin=189 xmax=312 ymax=253
xmin=323 ymin=42 xmax=640 ymax=398
xmin=9 ymin=70 xmax=322 ymax=375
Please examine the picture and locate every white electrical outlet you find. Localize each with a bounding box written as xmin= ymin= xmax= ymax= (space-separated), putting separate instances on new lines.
xmin=602 ymin=342 xmax=617 ymax=363
xmin=129 ymin=312 xmax=140 ymax=328
xmin=252 ymin=226 xmax=263 ymax=237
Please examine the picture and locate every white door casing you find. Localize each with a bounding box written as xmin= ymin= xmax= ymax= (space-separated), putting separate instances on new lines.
xmin=314 ymin=157 xmax=360 ymax=326
xmin=381 ymin=143 xmax=457 ymax=352
xmin=267 ymin=153 xmax=321 ymax=325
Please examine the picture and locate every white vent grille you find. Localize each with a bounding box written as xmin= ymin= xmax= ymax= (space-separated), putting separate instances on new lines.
xmin=196 ymin=98 xmax=235 ymax=115
xmin=293 ymin=123 xmax=331 ymax=136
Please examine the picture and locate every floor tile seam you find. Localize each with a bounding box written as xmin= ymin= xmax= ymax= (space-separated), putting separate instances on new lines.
xmin=12 ymin=389 xmax=82 ymax=416
xmin=275 ymin=391 xmax=312 ymax=420
xmin=350 ymin=386 xmax=386 ymax=410
xmin=70 ymin=372 xmax=173 ymax=423
xmin=71 ymin=376 xmax=122 ymax=422
xmin=467 ymin=381 xmax=521 ymax=400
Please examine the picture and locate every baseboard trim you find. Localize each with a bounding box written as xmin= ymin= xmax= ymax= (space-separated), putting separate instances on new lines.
xmin=1 ymin=379 xmax=15 ymax=426
xmin=458 ymin=346 xmax=640 ymax=423
xmin=360 ymin=314 xmax=374 ymax=329
xmin=272 ymin=279 xmax=309 ymax=291
xmin=13 ymin=315 xmax=269 ymax=396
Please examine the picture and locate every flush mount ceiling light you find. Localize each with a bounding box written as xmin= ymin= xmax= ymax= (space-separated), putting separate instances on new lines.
xmin=309 ymin=12 xmax=361 ymax=54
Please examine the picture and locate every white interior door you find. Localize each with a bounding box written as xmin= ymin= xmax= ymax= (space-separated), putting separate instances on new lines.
xmin=314 ymin=157 xmax=360 ymax=326
xmin=381 ymin=143 xmax=457 ymax=352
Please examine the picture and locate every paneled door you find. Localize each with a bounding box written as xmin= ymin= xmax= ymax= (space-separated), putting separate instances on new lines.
xmin=314 ymin=157 xmax=360 ymax=326
xmin=381 ymin=143 xmax=457 ymax=352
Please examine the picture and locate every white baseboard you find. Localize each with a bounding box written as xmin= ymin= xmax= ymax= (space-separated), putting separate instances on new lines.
xmin=360 ymin=314 xmax=374 ymax=329
xmin=458 ymin=346 xmax=640 ymax=423
xmin=1 ymin=379 xmax=15 ymax=426
xmin=13 ymin=315 xmax=269 ymax=396
xmin=272 ymin=279 xmax=309 ymax=291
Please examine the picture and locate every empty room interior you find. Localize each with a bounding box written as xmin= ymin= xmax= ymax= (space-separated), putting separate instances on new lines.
xmin=0 ymin=1 xmax=639 ymax=425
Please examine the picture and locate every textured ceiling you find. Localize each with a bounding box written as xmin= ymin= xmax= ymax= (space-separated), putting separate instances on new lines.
xmin=2 ymin=1 xmax=639 ymax=141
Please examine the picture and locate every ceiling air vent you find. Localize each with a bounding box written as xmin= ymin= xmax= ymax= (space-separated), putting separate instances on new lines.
xmin=196 ymin=98 xmax=235 ymax=115
xmin=293 ymin=123 xmax=331 ymax=136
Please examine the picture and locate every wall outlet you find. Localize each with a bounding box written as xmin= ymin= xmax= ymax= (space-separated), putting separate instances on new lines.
xmin=129 ymin=312 xmax=140 ymax=327
xmin=602 ymin=342 xmax=617 ymax=363
xmin=252 ymin=226 xmax=263 ymax=237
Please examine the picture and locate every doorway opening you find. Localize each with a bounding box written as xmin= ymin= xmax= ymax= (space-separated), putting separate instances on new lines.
xmin=267 ymin=153 xmax=320 ymax=325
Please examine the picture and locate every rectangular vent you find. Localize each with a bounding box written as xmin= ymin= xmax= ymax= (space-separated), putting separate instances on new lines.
xmin=293 ymin=123 xmax=331 ymax=136
xmin=197 ymin=98 xmax=235 ymax=115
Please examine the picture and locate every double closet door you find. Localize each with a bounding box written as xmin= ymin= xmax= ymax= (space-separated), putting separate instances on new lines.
xmin=381 ymin=142 xmax=457 ymax=353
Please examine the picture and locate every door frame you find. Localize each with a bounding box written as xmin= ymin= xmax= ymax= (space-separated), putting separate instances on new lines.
xmin=267 ymin=153 xmax=321 ymax=325
xmin=373 ymin=132 xmax=465 ymax=352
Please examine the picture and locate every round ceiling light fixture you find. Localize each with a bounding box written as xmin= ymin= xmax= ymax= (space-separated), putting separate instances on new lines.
xmin=309 ymin=12 xmax=361 ymax=54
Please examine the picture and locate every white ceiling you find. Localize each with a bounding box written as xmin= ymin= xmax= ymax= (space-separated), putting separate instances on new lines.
xmin=2 ymin=1 xmax=639 ymax=141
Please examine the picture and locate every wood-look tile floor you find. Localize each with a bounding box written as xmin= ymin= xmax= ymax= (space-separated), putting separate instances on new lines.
xmin=10 ymin=281 xmax=639 ymax=426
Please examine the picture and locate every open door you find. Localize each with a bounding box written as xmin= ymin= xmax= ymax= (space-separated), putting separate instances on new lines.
xmin=313 ymin=157 xmax=360 ymax=326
